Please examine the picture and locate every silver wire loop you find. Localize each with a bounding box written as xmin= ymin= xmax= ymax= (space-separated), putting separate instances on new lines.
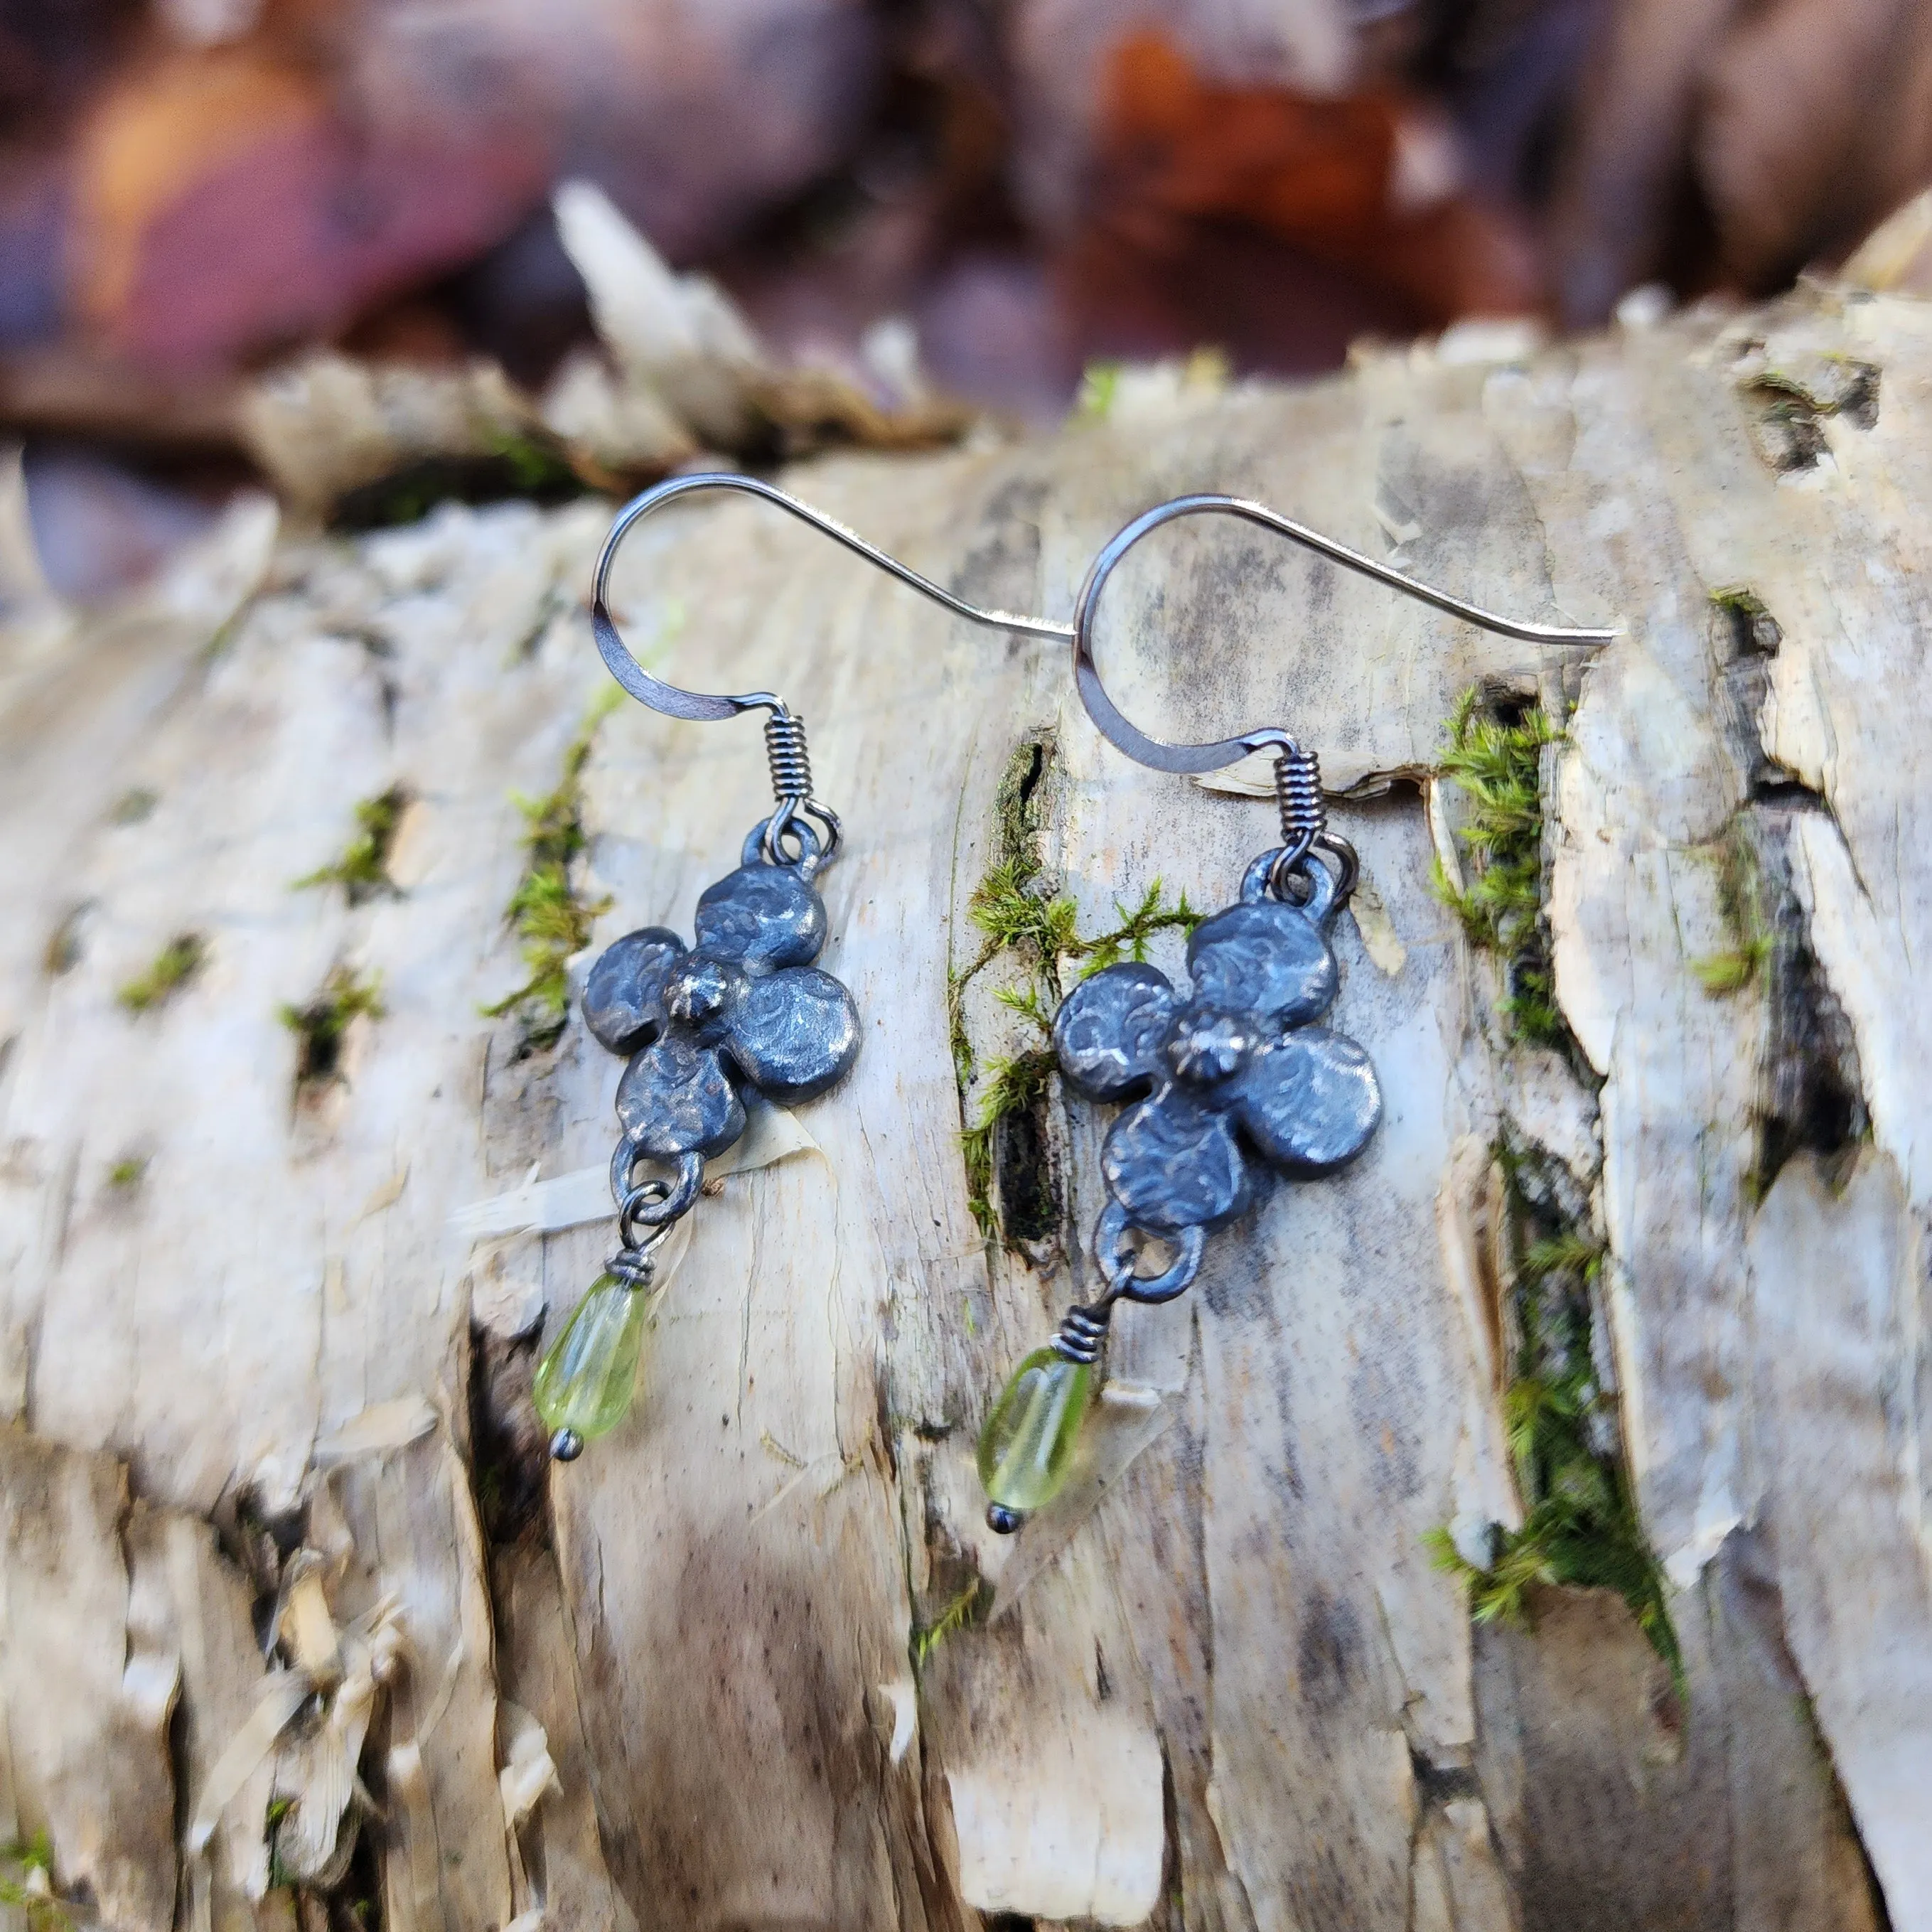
xmin=739 ymin=808 xmax=840 ymax=876
xmin=762 ymin=798 xmax=843 ymax=869
xmin=611 ymin=1137 xmax=706 ymax=1234
xmin=1243 ymin=839 xmax=1354 ymax=918
xmin=606 ymin=1246 xmax=658 ymax=1290
xmin=1272 ymin=742 xmax=1325 ymax=871
xmin=764 ymin=710 xmax=814 ymax=805
xmin=758 ymin=711 xmax=843 ymax=865
xmin=590 ymin=471 xmax=1072 ymax=725
xmin=1095 ymin=1201 xmax=1205 ymax=1304
xmin=1070 ymin=493 xmax=1616 ymax=780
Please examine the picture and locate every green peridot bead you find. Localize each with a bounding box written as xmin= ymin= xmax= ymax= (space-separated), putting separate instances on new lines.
xmin=535 ymin=1274 xmax=650 ymax=1453
xmin=977 ymin=1347 xmax=1091 ymax=1529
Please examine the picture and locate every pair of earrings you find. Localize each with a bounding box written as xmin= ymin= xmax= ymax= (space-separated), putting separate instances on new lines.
xmin=535 ymin=476 xmax=1609 ymax=1541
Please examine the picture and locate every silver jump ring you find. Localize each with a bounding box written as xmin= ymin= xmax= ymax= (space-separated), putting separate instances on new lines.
xmin=611 ymin=1144 xmax=705 ymax=1239
xmin=1265 ymin=835 xmax=1358 ymax=914
xmin=1096 ymin=1201 xmax=1206 ymax=1304
xmin=613 ymin=1194 xmax=678 ymax=1263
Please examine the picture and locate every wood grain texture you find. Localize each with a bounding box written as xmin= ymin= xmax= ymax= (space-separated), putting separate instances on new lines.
xmin=1 ymin=284 xmax=1926 ymax=1931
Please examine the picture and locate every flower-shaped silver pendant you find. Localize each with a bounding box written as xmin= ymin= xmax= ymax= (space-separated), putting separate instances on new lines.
xmin=537 ymin=821 xmax=859 ymax=1462
xmin=980 ymin=850 xmax=1380 ymax=1530
xmin=583 ymin=823 xmax=860 ymax=1208
xmin=1054 ymin=852 xmax=1380 ymax=1302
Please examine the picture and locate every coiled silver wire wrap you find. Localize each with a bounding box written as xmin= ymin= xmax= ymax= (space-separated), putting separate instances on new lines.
xmin=1273 ymin=742 xmax=1325 ymax=866
xmin=764 ymin=709 xmax=813 ymax=806
xmin=761 ymin=708 xmax=842 ymax=865
xmin=1266 ymin=741 xmax=1358 ymax=905
xmin=606 ymin=1247 xmax=658 ymax=1290
xmin=1051 ymin=1303 xmax=1113 ymax=1365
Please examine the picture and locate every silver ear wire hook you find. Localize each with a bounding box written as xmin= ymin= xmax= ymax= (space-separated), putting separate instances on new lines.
xmin=592 ymin=471 xmax=1073 ymax=865
xmin=1072 ymin=491 xmax=1616 ymax=772
xmin=1072 ymin=492 xmax=1617 ymax=898
xmin=591 ymin=471 xmax=1073 ymax=717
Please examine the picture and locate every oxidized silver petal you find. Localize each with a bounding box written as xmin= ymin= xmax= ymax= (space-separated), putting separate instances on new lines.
xmin=1053 ymin=963 xmax=1178 ymax=1100
xmin=581 ymin=927 xmax=685 ymax=1053
xmin=616 ymin=1031 xmax=747 ymax=1157
xmin=693 ymin=864 xmax=827 ymax=970
xmin=721 ymin=966 xmax=860 ymax=1103
xmin=1233 ymin=1029 xmax=1381 ymax=1172
xmin=1100 ymin=1087 xmax=1250 ymax=1235
xmin=1186 ymin=901 xmax=1336 ymax=1026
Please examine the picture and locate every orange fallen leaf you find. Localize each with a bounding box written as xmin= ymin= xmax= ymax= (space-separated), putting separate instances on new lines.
xmin=1088 ymin=33 xmax=1540 ymax=327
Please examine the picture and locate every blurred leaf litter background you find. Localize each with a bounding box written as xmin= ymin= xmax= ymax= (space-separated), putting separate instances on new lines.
xmin=4 ymin=0 xmax=1932 ymax=594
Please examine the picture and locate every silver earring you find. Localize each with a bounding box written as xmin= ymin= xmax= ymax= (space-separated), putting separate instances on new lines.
xmin=978 ymin=493 xmax=1613 ymax=1531
xmin=540 ymin=473 xmax=1068 ymax=1461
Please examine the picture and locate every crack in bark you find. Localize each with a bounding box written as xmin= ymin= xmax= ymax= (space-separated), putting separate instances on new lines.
xmin=1705 ymin=587 xmax=1870 ymax=1196
xmin=465 ymin=1316 xmax=550 ymax=1552
xmin=1746 ymin=805 xmax=1869 ymax=1198
xmin=1735 ymin=353 xmax=1881 ymax=474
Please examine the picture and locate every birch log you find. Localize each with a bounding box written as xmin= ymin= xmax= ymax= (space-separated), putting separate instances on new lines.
xmin=1 ymin=280 xmax=1928 ymax=1932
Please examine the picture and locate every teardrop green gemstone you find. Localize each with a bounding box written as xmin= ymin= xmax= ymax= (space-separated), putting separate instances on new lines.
xmin=977 ymin=1347 xmax=1091 ymax=1523
xmin=534 ymin=1274 xmax=650 ymax=1447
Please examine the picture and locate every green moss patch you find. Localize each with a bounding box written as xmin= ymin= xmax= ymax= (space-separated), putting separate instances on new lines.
xmin=330 ymin=431 xmax=589 ymax=532
xmin=481 ymin=689 xmax=621 ymax=1053
xmin=911 ymin=1577 xmax=994 ymax=1672
xmin=1691 ymin=822 xmax=1769 ymax=997
xmin=1429 ymin=1145 xmax=1680 ymax=1683
xmin=281 ymin=967 xmax=386 ymax=1086
xmin=960 ymin=1048 xmax=1057 ymax=1242
xmin=1433 ymin=689 xmax=1568 ymax=1048
xmin=43 ymin=906 xmax=87 ymax=977
xmin=950 ymin=736 xmax=1198 ymax=1243
xmin=1 ymin=1832 xmax=69 ymax=1929
xmin=109 ymin=786 xmax=159 ymax=825
xmin=117 ymin=934 xmax=206 ymax=1014
xmin=1710 ymin=586 xmax=1783 ymax=658
xmin=294 ymin=785 xmax=410 ymax=905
